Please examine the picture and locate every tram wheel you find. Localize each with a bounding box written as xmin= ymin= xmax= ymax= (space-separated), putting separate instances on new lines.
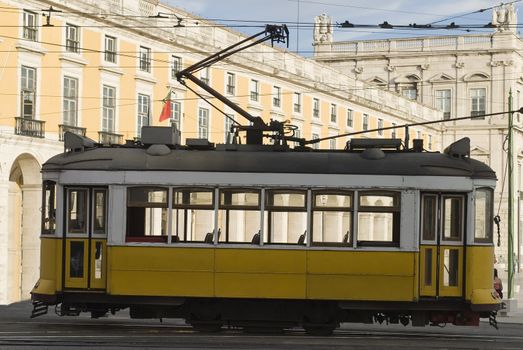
xmin=190 ymin=321 xmax=223 ymax=333
xmin=303 ymin=323 xmax=336 ymax=336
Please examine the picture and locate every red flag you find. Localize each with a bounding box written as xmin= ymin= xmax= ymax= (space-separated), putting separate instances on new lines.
xmin=159 ymin=90 xmax=172 ymax=122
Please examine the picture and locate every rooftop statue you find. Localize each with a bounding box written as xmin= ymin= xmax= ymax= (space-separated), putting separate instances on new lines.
xmin=492 ymin=2 xmax=517 ymax=33
xmin=314 ymin=13 xmax=333 ymax=44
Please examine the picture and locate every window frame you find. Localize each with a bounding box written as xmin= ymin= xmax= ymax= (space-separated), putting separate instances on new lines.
xmin=226 ymin=72 xmax=235 ymax=95
xmin=330 ymin=103 xmax=337 ymax=123
xmin=474 ymin=187 xmax=493 ymax=243
xmin=137 ymin=93 xmax=150 ymax=137
xmin=250 ymin=79 xmax=259 ymax=102
xmin=435 ymin=89 xmax=451 ymax=120
xmin=441 ymin=194 xmax=465 ymax=242
xmin=312 ymin=98 xmax=320 ymax=118
xmin=293 ymin=92 xmax=301 ymax=113
xmin=126 ymin=187 xmax=169 ymax=243
xmin=21 ymin=65 xmax=36 ymax=119
xmin=23 ymin=10 xmax=38 ymax=41
xmin=198 ymin=107 xmax=209 ymax=139
xmin=139 ymin=46 xmax=151 ymax=73
xmin=102 ymin=85 xmax=116 ymax=132
xmin=470 ymin=87 xmax=486 ymax=119
xmin=346 ymin=108 xmax=353 ymax=127
xmin=41 ymin=181 xmax=56 ymax=235
xmin=104 ymin=35 xmax=117 ymax=63
xmin=272 ymin=86 xmax=281 ymax=107
xmin=171 ymin=55 xmax=182 ymax=79
xmin=311 ymin=190 xmax=354 ymax=247
xmin=357 ymin=191 xmax=401 ymax=247
xmin=63 ymin=76 xmax=78 ymax=126
xmin=65 ymin=23 xmax=80 ymax=53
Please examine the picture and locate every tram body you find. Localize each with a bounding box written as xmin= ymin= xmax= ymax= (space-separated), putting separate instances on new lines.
xmin=32 ymin=130 xmax=500 ymax=331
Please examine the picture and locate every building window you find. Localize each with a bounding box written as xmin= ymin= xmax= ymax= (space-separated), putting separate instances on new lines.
xmin=428 ymin=135 xmax=433 ymax=150
xmin=250 ymin=79 xmax=259 ymax=101
xmin=198 ymin=107 xmax=209 ymax=139
xmin=293 ymin=92 xmax=301 ymax=113
xmin=329 ymin=138 xmax=336 ymax=150
xmin=225 ymin=114 xmax=234 ymax=142
xmin=363 ymin=114 xmax=369 ymax=130
xmin=357 ymin=191 xmax=401 ymax=246
xmin=377 ymin=118 xmax=383 ymax=136
xmin=171 ymin=56 xmax=182 ymax=79
xmin=21 ymin=66 xmax=36 ymax=119
xmin=346 ymin=108 xmax=353 ymax=127
xmin=137 ymin=94 xmax=150 ymax=137
xmin=200 ymin=67 xmax=210 ymax=84
xmin=104 ymin=35 xmax=117 ymax=63
xmin=312 ymin=133 xmax=320 ymax=149
xmin=471 ymin=88 xmax=486 ymax=119
xmin=23 ymin=10 xmax=37 ymax=41
xmin=66 ymin=24 xmax=80 ymax=53
xmin=63 ymin=76 xmax=78 ymax=126
xmin=391 ymin=123 xmax=397 ymax=138
xmin=102 ymin=85 xmax=116 ymax=132
xmin=435 ymin=89 xmax=451 ymax=119
xmin=313 ymin=98 xmax=320 ymax=118
xmin=171 ymin=101 xmax=181 ymax=130
xmin=225 ymin=72 xmax=235 ymax=95
xmin=273 ymin=86 xmax=281 ymax=107
xmin=139 ymin=46 xmax=151 ymax=73
xmin=330 ymin=103 xmax=337 ymax=123
xmin=402 ymin=85 xmax=417 ymax=100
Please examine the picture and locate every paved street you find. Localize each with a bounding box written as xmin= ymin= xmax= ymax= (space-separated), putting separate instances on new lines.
xmin=1 ymin=301 xmax=523 ymax=349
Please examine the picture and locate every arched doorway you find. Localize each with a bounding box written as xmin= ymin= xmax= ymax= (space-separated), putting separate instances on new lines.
xmin=7 ymin=154 xmax=41 ymax=303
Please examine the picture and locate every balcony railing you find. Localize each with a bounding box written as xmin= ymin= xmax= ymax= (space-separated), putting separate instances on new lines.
xmin=15 ymin=117 xmax=45 ymax=138
xmin=98 ymin=130 xmax=123 ymax=145
xmin=59 ymin=124 xmax=86 ymax=141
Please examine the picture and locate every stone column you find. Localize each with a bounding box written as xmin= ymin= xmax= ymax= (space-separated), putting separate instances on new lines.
xmin=20 ymin=184 xmax=41 ymax=299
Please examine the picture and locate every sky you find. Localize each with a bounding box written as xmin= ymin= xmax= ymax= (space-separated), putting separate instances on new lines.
xmin=163 ymin=0 xmax=521 ymax=55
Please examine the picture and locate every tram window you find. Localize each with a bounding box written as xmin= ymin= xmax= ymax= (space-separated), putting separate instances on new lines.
xmin=312 ymin=192 xmax=352 ymax=246
xmin=266 ymin=190 xmax=307 ymax=244
xmin=421 ymin=195 xmax=437 ymax=241
xmin=42 ymin=181 xmax=56 ymax=235
xmin=172 ymin=189 xmax=215 ymax=242
xmin=218 ymin=189 xmax=260 ymax=243
xmin=126 ymin=187 xmax=168 ymax=242
xmin=443 ymin=196 xmax=463 ymax=241
xmin=443 ymin=248 xmax=459 ymax=287
xmin=93 ymin=190 xmax=107 ymax=235
xmin=67 ymin=189 xmax=88 ymax=234
xmin=474 ymin=188 xmax=493 ymax=243
xmin=357 ymin=192 xmax=400 ymax=246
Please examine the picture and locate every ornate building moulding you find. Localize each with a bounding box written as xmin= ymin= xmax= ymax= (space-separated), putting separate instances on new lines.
xmin=463 ymin=72 xmax=490 ymax=82
xmin=428 ymin=73 xmax=455 ymax=83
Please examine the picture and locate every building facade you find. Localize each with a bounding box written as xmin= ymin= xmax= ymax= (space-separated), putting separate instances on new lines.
xmin=0 ymin=0 xmax=441 ymax=304
xmin=312 ymin=4 xmax=523 ymax=274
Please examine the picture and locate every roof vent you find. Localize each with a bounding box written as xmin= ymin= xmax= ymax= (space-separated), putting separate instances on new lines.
xmin=349 ymin=138 xmax=401 ymax=151
xmin=186 ymin=138 xmax=215 ymax=150
xmin=360 ymin=148 xmax=386 ymax=160
xmin=64 ymin=132 xmax=96 ymax=153
xmin=444 ymin=137 xmax=470 ymax=158
xmin=141 ymin=126 xmax=180 ymax=146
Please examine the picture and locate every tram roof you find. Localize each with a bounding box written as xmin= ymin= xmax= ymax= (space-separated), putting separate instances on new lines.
xmin=42 ymin=144 xmax=496 ymax=180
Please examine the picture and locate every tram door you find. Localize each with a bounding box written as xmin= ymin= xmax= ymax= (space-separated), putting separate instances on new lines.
xmin=420 ymin=193 xmax=465 ymax=298
xmin=64 ymin=188 xmax=107 ymax=290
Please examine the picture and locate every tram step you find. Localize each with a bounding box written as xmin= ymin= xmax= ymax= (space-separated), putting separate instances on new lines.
xmin=30 ymin=301 xmax=48 ymax=318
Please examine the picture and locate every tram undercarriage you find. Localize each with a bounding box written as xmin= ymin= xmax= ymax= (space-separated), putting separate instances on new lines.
xmin=34 ymin=292 xmax=496 ymax=334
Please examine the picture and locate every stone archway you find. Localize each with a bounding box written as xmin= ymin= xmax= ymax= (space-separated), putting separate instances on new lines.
xmin=7 ymin=154 xmax=41 ymax=303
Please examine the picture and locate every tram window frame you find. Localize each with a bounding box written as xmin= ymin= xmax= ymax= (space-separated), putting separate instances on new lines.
xmin=66 ymin=188 xmax=89 ymax=235
xmin=126 ymin=187 xmax=168 ymax=243
xmin=92 ymin=189 xmax=107 ymax=235
xmin=442 ymin=195 xmax=464 ymax=242
xmin=311 ymin=190 xmax=353 ymax=246
xmin=357 ymin=191 xmax=401 ymax=247
xmin=172 ymin=188 xmax=215 ymax=243
xmin=474 ymin=188 xmax=493 ymax=243
xmin=265 ymin=189 xmax=308 ymax=245
xmin=421 ymin=194 xmax=438 ymax=242
xmin=218 ymin=188 xmax=261 ymax=243
xmin=41 ymin=181 xmax=56 ymax=235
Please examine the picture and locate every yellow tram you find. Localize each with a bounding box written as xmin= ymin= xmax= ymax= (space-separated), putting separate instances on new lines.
xmin=31 ymin=24 xmax=501 ymax=334
xmin=31 ymin=129 xmax=500 ymax=333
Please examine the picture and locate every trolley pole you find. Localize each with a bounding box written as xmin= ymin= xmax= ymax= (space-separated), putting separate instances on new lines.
xmin=508 ymin=89 xmax=514 ymax=299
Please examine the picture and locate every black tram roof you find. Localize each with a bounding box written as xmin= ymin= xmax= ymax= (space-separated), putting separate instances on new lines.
xmin=42 ymin=136 xmax=496 ymax=180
